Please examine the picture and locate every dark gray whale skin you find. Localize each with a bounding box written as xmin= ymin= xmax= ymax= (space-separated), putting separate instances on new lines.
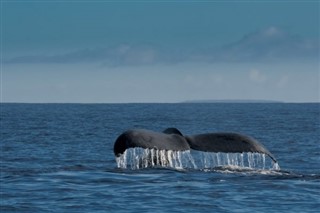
xmin=113 ymin=128 xmax=277 ymax=163
xmin=113 ymin=129 xmax=190 ymax=157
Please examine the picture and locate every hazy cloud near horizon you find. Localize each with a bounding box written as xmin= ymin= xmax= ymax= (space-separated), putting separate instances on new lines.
xmin=3 ymin=2 xmax=319 ymax=103
xmin=5 ymin=27 xmax=319 ymax=66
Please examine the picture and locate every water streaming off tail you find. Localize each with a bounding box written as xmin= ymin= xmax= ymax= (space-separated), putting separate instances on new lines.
xmin=116 ymin=148 xmax=280 ymax=170
xmin=116 ymin=148 xmax=197 ymax=170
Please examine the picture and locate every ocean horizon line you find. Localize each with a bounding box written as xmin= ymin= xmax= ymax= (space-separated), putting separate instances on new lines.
xmin=1 ymin=100 xmax=319 ymax=104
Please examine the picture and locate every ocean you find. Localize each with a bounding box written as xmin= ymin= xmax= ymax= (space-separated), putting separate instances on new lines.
xmin=1 ymin=103 xmax=319 ymax=212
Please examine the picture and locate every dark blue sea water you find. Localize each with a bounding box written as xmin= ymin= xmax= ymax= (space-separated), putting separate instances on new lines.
xmin=1 ymin=103 xmax=319 ymax=212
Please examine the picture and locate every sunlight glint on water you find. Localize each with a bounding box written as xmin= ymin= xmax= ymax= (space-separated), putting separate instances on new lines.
xmin=116 ymin=148 xmax=280 ymax=170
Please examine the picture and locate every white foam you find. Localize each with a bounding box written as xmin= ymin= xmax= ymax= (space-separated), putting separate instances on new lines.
xmin=116 ymin=148 xmax=280 ymax=171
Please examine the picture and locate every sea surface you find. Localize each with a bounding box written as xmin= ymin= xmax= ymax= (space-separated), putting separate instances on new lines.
xmin=1 ymin=103 xmax=319 ymax=212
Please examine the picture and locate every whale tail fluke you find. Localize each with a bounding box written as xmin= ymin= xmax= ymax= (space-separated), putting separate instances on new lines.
xmin=114 ymin=128 xmax=277 ymax=163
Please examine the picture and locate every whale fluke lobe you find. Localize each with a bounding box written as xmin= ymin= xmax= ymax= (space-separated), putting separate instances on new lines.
xmin=113 ymin=129 xmax=189 ymax=157
xmin=185 ymin=133 xmax=277 ymax=163
xmin=113 ymin=128 xmax=277 ymax=163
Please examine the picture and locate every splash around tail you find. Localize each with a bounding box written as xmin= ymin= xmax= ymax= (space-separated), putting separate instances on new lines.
xmin=115 ymin=148 xmax=280 ymax=171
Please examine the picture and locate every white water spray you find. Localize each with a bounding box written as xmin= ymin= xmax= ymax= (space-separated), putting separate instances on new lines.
xmin=116 ymin=148 xmax=280 ymax=171
xmin=116 ymin=148 xmax=196 ymax=170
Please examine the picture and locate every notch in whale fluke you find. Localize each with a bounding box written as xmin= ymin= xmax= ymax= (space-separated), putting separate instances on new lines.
xmin=113 ymin=128 xmax=277 ymax=163
xmin=162 ymin=127 xmax=183 ymax=136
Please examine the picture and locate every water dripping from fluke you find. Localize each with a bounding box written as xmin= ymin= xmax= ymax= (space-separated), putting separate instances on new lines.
xmin=115 ymin=148 xmax=280 ymax=171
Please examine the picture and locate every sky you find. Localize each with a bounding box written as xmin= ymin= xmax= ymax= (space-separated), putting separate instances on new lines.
xmin=1 ymin=0 xmax=320 ymax=103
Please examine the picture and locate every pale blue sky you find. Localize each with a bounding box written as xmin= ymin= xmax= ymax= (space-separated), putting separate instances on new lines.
xmin=2 ymin=0 xmax=320 ymax=103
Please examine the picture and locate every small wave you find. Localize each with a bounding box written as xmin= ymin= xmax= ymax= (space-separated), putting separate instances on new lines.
xmin=206 ymin=165 xmax=285 ymax=175
xmin=202 ymin=166 xmax=320 ymax=180
xmin=1 ymin=164 xmax=94 ymax=178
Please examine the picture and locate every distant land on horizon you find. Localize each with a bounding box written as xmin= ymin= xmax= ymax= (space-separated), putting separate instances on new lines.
xmin=182 ymin=99 xmax=284 ymax=103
